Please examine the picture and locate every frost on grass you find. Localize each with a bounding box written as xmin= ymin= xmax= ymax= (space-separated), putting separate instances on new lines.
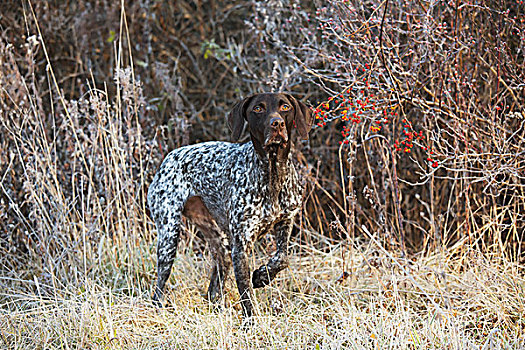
xmin=1 ymin=244 xmax=523 ymax=349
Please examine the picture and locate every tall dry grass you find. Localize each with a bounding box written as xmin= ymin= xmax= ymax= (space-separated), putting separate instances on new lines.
xmin=1 ymin=1 xmax=524 ymax=349
xmin=2 ymin=240 xmax=524 ymax=349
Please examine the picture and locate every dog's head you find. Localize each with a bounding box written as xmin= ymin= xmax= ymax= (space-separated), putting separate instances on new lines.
xmin=227 ymin=93 xmax=313 ymax=158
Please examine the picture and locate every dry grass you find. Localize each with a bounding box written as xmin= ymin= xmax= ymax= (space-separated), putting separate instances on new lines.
xmin=1 ymin=240 xmax=524 ymax=349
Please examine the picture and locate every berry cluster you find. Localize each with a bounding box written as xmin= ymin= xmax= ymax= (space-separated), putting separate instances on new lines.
xmin=311 ymin=64 xmax=439 ymax=169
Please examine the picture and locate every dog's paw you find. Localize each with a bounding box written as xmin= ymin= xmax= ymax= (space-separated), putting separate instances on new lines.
xmin=240 ymin=315 xmax=256 ymax=330
xmin=152 ymin=298 xmax=163 ymax=308
xmin=252 ymin=266 xmax=271 ymax=288
xmin=152 ymin=289 xmax=164 ymax=308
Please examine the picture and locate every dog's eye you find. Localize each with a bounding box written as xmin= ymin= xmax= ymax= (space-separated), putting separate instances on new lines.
xmin=280 ymin=104 xmax=291 ymax=112
xmin=253 ymin=106 xmax=264 ymax=113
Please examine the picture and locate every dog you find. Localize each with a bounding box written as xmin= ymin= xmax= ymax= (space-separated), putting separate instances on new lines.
xmin=147 ymin=93 xmax=313 ymax=319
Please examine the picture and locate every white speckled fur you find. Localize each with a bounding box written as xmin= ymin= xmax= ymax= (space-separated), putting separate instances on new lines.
xmin=148 ymin=141 xmax=302 ymax=246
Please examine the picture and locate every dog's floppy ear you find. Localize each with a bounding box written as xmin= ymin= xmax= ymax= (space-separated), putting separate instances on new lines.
xmin=227 ymin=96 xmax=254 ymax=142
xmin=285 ymin=94 xmax=314 ymax=140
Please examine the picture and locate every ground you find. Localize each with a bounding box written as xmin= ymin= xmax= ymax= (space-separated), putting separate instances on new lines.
xmin=1 ymin=236 xmax=522 ymax=349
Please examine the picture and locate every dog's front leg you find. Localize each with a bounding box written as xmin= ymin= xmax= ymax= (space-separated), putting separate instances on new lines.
xmin=252 ymin=216 xmax=293 ymax=288
xmin=231 ymin=234 xmax=254 ymax=319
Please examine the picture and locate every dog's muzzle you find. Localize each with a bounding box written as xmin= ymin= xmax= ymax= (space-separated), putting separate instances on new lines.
xmin=264 ymin=116 xmax=288 ymax=149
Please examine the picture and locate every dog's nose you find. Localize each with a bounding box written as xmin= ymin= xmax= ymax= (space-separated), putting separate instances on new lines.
xmin=270 ymin=116 xmax=285 ymax=129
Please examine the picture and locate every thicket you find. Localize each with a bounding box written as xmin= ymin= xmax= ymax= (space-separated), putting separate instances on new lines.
xmin=1 ymin=0 xmax=524 ymax=286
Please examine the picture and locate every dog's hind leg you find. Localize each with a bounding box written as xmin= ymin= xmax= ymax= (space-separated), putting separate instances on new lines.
xmin=206 ymin=238 xmax=231 ymax=303
xmin=182 ymin=196 xmax=231 ymax=303
xmin=151 ymin=192 xmax=189 ymax=305
xmin=153 ymin=224 xmax=181 ymax=304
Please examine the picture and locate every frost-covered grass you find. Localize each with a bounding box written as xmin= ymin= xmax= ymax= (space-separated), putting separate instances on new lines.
xmin=2 ymin=239 xmax=523 ymax=349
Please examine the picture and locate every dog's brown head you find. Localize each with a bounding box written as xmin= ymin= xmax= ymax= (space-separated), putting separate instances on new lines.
xmin=227 ymin=93 xmax=313 ymax=159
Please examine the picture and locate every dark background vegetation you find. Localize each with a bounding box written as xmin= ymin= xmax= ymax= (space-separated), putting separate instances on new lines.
xmin=1 ymin=0 xmax=524 ymax=283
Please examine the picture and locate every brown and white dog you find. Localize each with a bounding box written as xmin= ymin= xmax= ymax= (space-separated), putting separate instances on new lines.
xmin=147 ymin=93 xmax=313 ymax=320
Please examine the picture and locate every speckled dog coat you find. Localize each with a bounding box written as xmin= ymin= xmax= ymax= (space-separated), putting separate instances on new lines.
xmin=148 ymin=93 xmax=313 ymax=319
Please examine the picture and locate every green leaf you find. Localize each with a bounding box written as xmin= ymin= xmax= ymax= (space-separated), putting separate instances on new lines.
xmin=135 ymin=59 xmax=148 ymax=68
xmin=106 ymin=30 xmax=116 ymax=43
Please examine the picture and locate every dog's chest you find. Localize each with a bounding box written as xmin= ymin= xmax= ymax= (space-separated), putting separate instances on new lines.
xmin=230 ymin=168 xmax=302 ymax=243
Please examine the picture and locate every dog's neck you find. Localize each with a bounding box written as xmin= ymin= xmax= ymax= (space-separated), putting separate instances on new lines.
xmin=251 ymin=139 xmax=292 ymax=196
xmin=267 ymin=147 xmax=291 ymax=194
